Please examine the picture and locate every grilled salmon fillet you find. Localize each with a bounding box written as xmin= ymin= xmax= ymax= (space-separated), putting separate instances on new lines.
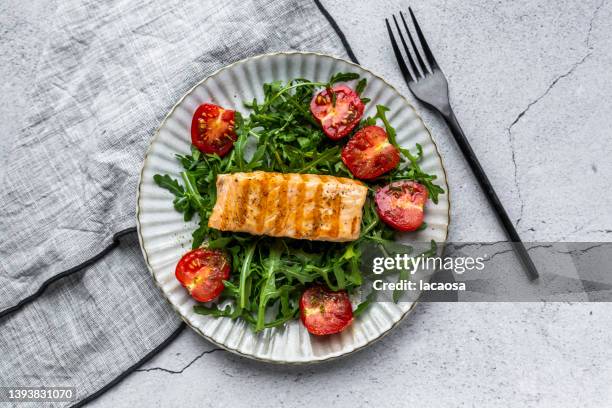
xmin=208 ymin=172 xmax=368 ymax=242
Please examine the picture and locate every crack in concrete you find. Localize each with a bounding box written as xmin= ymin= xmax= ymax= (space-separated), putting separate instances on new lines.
xmin=450 ymin=242 xmax=609 ymax=262
xmin=586 ymin=0 xmax=606 ymax=49
xmin=505 ymin=0 xmax=605 ymax=226
xmin=448 ymin=242 xmax=506 ymax=251
xmin=508 ymin=52 xmax=592 ymax=226
xmin=559 ymin=225 xmax=612 ymax=240
xmin=507 ymin=51 xmax=592 ymax=135
xmin=484 ymin=244 xmax=553 ymax=262
xmin=135 ymin=348 xmax=224 ymax=375
xmin=560 ymin=242 xmax=609 ymax=256
xmin=576 ymin=228 xmax=612 ymax=236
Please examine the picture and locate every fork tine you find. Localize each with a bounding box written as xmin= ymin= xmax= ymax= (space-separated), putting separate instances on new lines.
xmin=408 ymin=7 xmax=439 ymax=69
xmin=392 ymin=14 xmax=421 ymax=79
xmin=400 ymin=11 xmax=428 ymax=74
xmin=385 ymin=18 xmax=414 ymax=82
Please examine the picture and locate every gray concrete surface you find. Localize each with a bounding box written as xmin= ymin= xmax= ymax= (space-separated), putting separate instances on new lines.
xmin=57 ymin=0 xmax=612 ymax=406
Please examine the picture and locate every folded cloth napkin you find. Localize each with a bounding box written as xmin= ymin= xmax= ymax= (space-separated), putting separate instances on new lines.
xmin=0 ymin=0 xmax=352 ymax=405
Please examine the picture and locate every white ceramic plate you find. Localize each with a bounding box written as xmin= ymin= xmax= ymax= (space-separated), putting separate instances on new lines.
xmin=137 ymin=52 xmax=450 ymax=363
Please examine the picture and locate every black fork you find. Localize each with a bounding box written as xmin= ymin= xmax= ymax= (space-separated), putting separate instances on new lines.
xmin=386 ymin=9 xmax=539 ymax=280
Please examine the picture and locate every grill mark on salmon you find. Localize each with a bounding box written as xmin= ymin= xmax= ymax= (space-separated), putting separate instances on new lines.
xmin=265 ymin=173 xmax=282 ymax=232
xmin=273 ymin=177 xmax=289 ymax=235
xmin=208 ymin=172 xmax=367 ymax=242
xmin=216 ymin=191 xmax=227 ymax=231
xmin=328 ymin=190 xmax=342 ymax=238
xmin=236 ymin=177 xmax=250 ymax=226
xmin=225 ymin=177 xmax=239 ymax=230
xmin=255 ymin=174 xmax=269 ymax=233
xmin=293 ymin=176 xmax=306 ymax=238
xmin=216 ymin=178 xmax=233 ymax=231
xmin=310 ymin=182 xmax=324 ymax=238
xmin=350 ymin=216 xmax=359 ymax=237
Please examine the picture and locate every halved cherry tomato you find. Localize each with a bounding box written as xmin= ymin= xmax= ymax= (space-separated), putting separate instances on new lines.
xmin=341 ymin=125 xmax=400 ymax=180
xmin=300 ymin=285 xmax=353 ymax=335
xmin=191 ymin=103 xmax=236 ymax=157
xmin=375 ymin=180 xmax=428 ymax=232
xmin=310 ymin=85 xmax=364 ymax=140
xmin=175 ymin=248 xmax=230 ymax=302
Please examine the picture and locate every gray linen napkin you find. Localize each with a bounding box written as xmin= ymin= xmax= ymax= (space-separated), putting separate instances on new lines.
xmin=0 ymin=0 xmax=352 ymax=405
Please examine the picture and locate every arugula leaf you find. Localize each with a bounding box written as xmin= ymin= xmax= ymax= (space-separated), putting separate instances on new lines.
xmin=328 ymin=72 xmax=360 ymax=85
xmin=256 ymin=244 xmax=282 ymax=331
xmin=355 ymin=78 xmax=367 ymax=95
xmin=153 ymin=174 xmax=195 ymax=220
xmin=238 ymin=240 xmax=258 ymax=310
xmin=194 ymin=304 xmax=234 ymax=318
xmin=154 ymin=174 xmax=184 ymax=196
xmin=354 ymin=291 xmax=376 ymax=317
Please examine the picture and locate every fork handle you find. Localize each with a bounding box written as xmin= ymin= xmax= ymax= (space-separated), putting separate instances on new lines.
xmin=442 ymin=110 xmax=539 ymax=280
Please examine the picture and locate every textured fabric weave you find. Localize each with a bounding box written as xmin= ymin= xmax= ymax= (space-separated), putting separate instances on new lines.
xmin=0 ymin=0 xmax=348 ymax=404
xmin=0 ymin=234 xmax=181 ymax=405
